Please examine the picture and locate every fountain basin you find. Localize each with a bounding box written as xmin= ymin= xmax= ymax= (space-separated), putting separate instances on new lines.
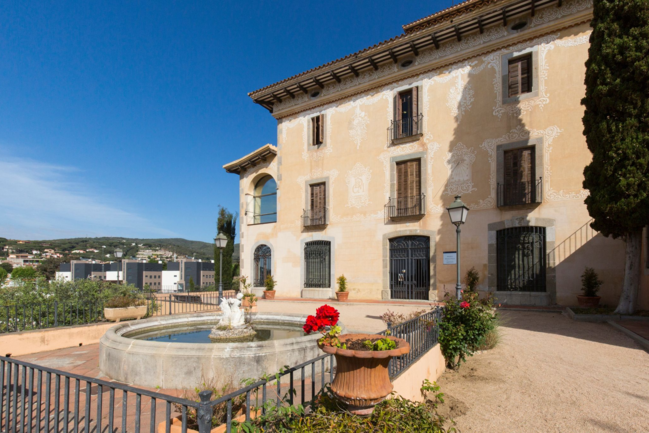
xmin=99 ymin=312 xmax=341 ymax=390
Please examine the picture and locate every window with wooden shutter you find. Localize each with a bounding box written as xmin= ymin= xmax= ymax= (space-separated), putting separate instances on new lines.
xmin=508 ymin=55 xmax=532 ymax=98
xmin=392 ymin=87 xmax=422 ymax=140
xmin=503 ymin=148 xmax=535 ymax=205
xmin=311 ymin=115 xmax=324 ymax=145
xmin=395 ymin=159 xmax=421 ymax=215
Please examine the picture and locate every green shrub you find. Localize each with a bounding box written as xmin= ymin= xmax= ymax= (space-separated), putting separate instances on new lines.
xmin=104 ymin=296 xmax=146 ymax=308
xmin=439 ymin=291 xmax=497 ymax=370
xmin=265 ymin=274 xmax=276 ymax=291
xmin=581 ymin=267 xmax=603 ymax=297
xmin=0 ymin=268 xmax=7 ymax=283
xmin=336 ymin=275 xmax=347 ymax=293
xmin=11 ymin=267 xmax=38 ymax=280
xmin=233 ymin=385 xmax=455 ymax=432
xmin=465 ymin=267 xmax=480 ymax=292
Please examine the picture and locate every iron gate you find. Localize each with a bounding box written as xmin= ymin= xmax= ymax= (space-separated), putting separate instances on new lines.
xmin=389 ymin=236 xmax=430 ymax=300
xmin=304 ymin=241 xmax=331 ymax=288
xmin=496 ymin=226 xmax=546 ymax=292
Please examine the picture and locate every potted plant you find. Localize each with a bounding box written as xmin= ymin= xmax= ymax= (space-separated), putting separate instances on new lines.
xmin=303 ymin=305 xmax=410 ymax=415
xmin=234 ymin=276 xmax=257 ymax=310
xmin=577 ymin=267 xmax=603 ymax=307
xmin=264 ymin=275 xmax=276 ymax=300
xmin=336 ymin=275 xmax=349 ymax=302
xmin=104 ymin=295 xmax=148 ymax=322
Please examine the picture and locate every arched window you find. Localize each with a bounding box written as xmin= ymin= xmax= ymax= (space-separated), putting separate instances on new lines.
xmin=254 ymin=244 xmax=272 ymax=287
xmin=253 ymin=176 xmax=277 ymax=224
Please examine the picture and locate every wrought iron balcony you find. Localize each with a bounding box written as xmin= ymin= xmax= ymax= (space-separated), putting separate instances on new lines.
xmin=497 ymin=177 xmax=543 ymax=207
xmin=303 ymin=207 xmax=328 ymax=228
xmin=389 ymin=113 xmax=423 ymax=142
xmin=385 ymin=194 xmax=426 ymax=220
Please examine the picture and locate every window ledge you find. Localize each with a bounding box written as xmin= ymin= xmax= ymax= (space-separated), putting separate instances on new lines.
xmin=391 ymin=133 xmax=423 ymax=146
xmin=496 ymin=201 xmax=542 ymax=209
xmin=503 ymin=90 xmax=539 ymax=105
xmin=248 ymin=221 xmax=277 ymax=226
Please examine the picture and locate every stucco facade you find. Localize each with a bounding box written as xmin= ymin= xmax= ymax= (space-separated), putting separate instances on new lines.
xmin=226 ymin=0 xmax=648 ymax=308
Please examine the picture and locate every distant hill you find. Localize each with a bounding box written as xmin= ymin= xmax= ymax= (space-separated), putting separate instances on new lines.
xmin=0 ymin=237 xmax=217 ymax=261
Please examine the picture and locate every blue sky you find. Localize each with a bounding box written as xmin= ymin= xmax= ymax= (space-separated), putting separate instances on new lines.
xmin=0 ymin=0 xmax=450 ymax=242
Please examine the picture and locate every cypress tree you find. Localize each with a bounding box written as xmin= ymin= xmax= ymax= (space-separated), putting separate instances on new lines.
xmin=582 ymin=0 xmax=649 ymax=314
xmin=214 ymin=207 xmax=238 ymax=290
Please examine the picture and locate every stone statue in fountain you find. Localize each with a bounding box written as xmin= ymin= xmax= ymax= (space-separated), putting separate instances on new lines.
xmin=209 ymin=292 xmax=256 ymax=343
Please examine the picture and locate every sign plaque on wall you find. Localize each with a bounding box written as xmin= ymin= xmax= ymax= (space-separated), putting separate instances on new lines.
xmin=443 ymin=252 xmax=457 ymax=265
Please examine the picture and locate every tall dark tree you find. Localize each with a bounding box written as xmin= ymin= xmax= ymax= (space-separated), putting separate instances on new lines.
xmin=214 ymin=207 xmax=238 ymax=289
xmin=37 ymin=257 xmax=65 ymax=281
xmin=582 ymin=0 xmax=649 ymax=314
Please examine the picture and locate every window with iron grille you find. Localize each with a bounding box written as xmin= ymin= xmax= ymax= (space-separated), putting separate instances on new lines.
xmin=254 ymin=245 xmax=272 ymax=287
xmin=508 ymin=54 xmax=532 ymax=98
xmin=496 ymin=226 xmax=546 ymax=292
xmin=391 ymin=87 xmax=422 ymax=141
xmin=304 ymin=241 xmax=331 ymax=288
xmin=499 ymin=147 xmax=540 ymax=206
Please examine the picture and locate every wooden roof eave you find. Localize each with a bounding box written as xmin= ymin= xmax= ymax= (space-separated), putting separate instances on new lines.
xmin=223 ymin=145 xmax=277 ymax=175
xmin=249 ymin=0 xmax=564 ymax=110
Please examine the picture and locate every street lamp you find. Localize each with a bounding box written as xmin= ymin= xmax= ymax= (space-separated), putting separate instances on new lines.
xmin=114 ymin=249 xmax=123 ymax=284
xmin=214 ymin=233 xmax=228 ymax=301
xmin=446 ymin=195 xmax=469 ymax=301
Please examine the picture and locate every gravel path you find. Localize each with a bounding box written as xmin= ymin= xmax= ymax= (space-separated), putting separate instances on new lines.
xmin=436 ymin=311 xmax=649 ymax=432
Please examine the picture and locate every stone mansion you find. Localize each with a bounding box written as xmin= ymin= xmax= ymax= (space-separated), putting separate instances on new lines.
xmin=224 ymin=0 xmax=649 ymax=309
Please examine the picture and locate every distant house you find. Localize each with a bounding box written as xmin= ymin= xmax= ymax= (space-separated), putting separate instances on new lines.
xmin=71 ymin=250 xmax=86 ymax=254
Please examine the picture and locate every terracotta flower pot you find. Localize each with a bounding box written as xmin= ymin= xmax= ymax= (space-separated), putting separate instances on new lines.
xmin=264 ymin=290 xmax=276 ymax=300
xmin=336 ymin=291 xmax=349 ymax=302
xmin=577 ymin=295 xmax=601 ymax=308
xmin=241 ymin=297 xmax=257 ymax=308
xmin=158 ymin=409 xmax=260 ymax=433
xmin=320 ymin=333 xmax=410 ymax=415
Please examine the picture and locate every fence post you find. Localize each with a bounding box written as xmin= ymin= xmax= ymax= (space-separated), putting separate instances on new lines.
xmin=168 ymin=295 xmax=172 ymax=316
xmin=54 ymin=301 xmax=58 ymax=327
xmin=196 ymin=390 xmax=213 ymax=433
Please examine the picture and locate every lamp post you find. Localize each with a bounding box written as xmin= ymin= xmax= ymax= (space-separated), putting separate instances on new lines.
xmin=214 ymin=233 xmax=228 ymax=301
xmin=446 ymin=195 xmax=469 ymax=301
xmin=114 ymin=249 xmax=123 ymax=284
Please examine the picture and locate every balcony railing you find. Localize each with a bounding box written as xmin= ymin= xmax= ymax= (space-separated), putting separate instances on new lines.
xmin=497 ymin=177 xmax=543 ymax=207
xmin=303 ymin=207 xmax=328 ymax=227
xmin=389 ymin=113 xmax=423 ymax=142
xmin=385 ymin=194 xmax=426 ymax=220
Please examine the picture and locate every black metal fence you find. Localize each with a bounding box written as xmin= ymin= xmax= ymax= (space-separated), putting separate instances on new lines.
xmin=378 ymin=308 xmax=442 ymax=378
xmin=385 ymin=194 xmax=426 ymax=221
xmin=389 ymin=113 xmax=423 ymax=141
xmin=497 ymin=177 xmax=543 ymax=207
xmin=0 ymin=307 xmax=442 ymax=432
xmin=0 ymin=292 xmax=233 ymax=334
xmin=0 ymin=301 xmax=104 ymax=334
xmin=302 ymin=207 xmax=328 ymax=228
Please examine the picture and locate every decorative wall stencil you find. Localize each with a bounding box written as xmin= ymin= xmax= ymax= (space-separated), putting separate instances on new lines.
xmin=447 ymin=77 xmax=475 ymax=122
xmin=530 ymin=0 xmax=593 ymax=28
xmin=345 ymin=163 xmax=372 ymax=208
xmin=300 ymin=112 xmax=334 ymax=161
xmin=378 ymin=142 xmax=424 ymax=199
xmin=424 ymin=134 xmax=445 ymax=214
xmin=486 ymin=32 xmax=591 ymax=118
xmin=444 ymin=143 xmax=477 ymax=196
xmin=478 ymin=125 xmax=588 ymax=207
xmin=348 ymin=106 xmax=370 ymax=150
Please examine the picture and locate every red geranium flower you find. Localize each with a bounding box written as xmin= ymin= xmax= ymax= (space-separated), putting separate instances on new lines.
xmin=315 ymin=304 xmax=340 ymax=327
xmin=303 ymin=315 xmax=321 ymax=334
xmin=460 ymin=301 xmax=470 ymax=309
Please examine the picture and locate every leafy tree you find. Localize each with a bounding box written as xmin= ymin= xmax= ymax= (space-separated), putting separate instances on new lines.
xmin=214 ymin=207 xmax=238 ymax=289
xmin=189 ymin=277 xmax=196 ymax=292
xmin=0 ymin=263 xmax=13 ymax=274
xmin=0 ymin=267 xmax=7 ymax=283
xmin=37 ymin=257 xmax=65 ymax=281
xmin=11 ymin=266 xmax=39 ymax=280
xmin=582 ymin=0 xmax=649 ymax=314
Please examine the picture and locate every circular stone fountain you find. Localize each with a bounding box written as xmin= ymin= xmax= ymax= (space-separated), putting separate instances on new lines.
xmin=99 ymin=311 xmax=342 ymax=390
